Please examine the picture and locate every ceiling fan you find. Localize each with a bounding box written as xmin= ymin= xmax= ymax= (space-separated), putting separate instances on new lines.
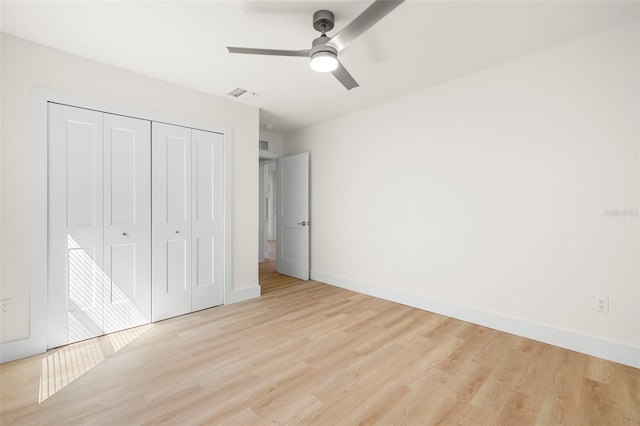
xmin=227 ymin=0 xmax=405 ymax=90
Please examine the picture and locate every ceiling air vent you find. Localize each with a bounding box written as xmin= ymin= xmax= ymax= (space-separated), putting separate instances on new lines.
xmin=259 ymin=140 xmax=269 ymax=151
xmin=227 ymin=88 xmax=258 ymax=101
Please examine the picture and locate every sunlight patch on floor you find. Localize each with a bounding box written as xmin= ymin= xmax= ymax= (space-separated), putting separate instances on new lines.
xmin=38 ymin=324 xmax=153 ymax=403
xmin=108 ymin=324 xmax=153 ymax=352
xmin=39 ymin=339 xmax=105 ymax=403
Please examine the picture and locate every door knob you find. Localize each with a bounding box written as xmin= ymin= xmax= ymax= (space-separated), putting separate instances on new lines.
xmin=175 ymin=230 xmax=180 ymax=234
xmin=297 ymin=221 xmax=307 ymax=226
xmin=122 ymin=232 xmax=127 ymax=236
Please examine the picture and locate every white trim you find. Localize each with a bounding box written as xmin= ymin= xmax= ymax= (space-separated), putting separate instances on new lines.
xmin=259 ymin=149 xmax=280 ymax=160
xmin=311 ymin=270 xmax=640 ymax=369
xmin=0 ymin=90 xmax=49 ymax=363
xmin=231 ymin=285 xmax=261 ymax=303
xmin=36 ymin=89 xmax=230 ymax=135
xmin=224 ymin=130 xmax=233 ymax=306
xmin=1 ymin=87 xmax=234 ymax=363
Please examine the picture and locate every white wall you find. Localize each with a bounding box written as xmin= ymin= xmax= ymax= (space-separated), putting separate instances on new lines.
xmin=0 ymin=34 xmax=259 ymax=344
xmin=285 ymin=22 xmax=640 ymax=367
xmin=259 ymin=129 xmax=284 ymax=155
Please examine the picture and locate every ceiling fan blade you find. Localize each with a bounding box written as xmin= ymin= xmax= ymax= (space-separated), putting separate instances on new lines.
xmin=331 ymin=61 xmax=359 ymax=90
xmin=227 ymin=47 xmax=311 ymax=57
xmin=328 ymin=0 xmax=404 ymax=52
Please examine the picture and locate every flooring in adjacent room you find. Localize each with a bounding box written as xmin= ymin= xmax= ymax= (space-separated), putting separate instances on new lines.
xmin=1 ymin=256 xmax=639 ymax=424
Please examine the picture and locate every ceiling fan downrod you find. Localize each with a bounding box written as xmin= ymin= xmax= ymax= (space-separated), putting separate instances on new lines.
xmin=312 ymin=10 xmax=335 ymax=35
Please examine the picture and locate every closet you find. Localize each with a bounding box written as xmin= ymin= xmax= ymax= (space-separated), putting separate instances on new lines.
xmin=151 ymin=123 xmax=224 ymax=321
xmin=47 ymin=103 xmax=224 ymax=348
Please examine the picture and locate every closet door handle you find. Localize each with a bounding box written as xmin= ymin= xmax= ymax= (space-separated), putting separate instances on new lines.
xmin=122 ymin=232 xmax=127 ymax=236
xmin=175 ymin=230 xmax=180 ymax=234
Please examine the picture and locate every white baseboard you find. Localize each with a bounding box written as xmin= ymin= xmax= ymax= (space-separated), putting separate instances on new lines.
xmin=1 ymin=336 xmax=46 ymax=363
xmin=311 ymin=270 xmax=640 ymax=369
xmin=231 ymin=285 xmax=261 ymax=303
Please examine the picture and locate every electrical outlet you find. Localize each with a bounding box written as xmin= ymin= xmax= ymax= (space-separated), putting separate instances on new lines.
xmin=593 ymin=296 xmax=609 ymax=313
xmin=1 ymin=299 xmax=12 ymax=315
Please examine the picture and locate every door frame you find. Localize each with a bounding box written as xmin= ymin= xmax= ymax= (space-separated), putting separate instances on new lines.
xmin=1 ymin=87 xmax=233 ymax=362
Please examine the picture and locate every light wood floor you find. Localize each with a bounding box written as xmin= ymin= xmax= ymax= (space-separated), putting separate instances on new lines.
xmin=1 ymin=258 xmax=639 ymax=425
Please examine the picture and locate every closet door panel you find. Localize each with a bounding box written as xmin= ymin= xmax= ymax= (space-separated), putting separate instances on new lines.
xmin=103 ymin=114 xmax=151 ymax=333
xmin=48 ymin=103 xmax=104 ymax=348
xmin=109 ymin=244 xmax=136 ymax=303
xmin=152 ymin=122 xmax=192 ymax=321
xmin=166 ymin=137 xmax=189 ymax=223
xmin=191 ymin=129 xmax=224 ymax=311
xmin=166 ymin=240 xmax=188 ymax=292
xmin=195 ymin=237 xmax=214 ymax=288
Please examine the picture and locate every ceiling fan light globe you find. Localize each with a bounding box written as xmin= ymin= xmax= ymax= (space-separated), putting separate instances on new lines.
xmin=310 ymin=51 xmax=338 ymax=72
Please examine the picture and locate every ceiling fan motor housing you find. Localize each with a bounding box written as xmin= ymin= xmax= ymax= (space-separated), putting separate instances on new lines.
xmin=313 ymin=10 xmax=335 ymax=34
xmin=311 ymin=36 xmax=337 ymax=56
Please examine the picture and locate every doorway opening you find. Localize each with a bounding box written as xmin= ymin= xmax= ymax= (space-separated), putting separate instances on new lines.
xmin=259 ymin=151 xmax=309 ymax=282
xmin=259 ymin=158 xmax=277 ymax=267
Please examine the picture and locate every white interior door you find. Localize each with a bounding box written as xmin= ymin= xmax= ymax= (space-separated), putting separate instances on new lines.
xmin=152 ymin=122 xmax=192 ymax=321
xmin=191 ymin=129 xmax=224 ymax=311
xmin=48 ymin=103 xmax=105 ymax=348
xmin=103 ymin=114 xmax=151 ymax=333
xmin=276 ymin=152 xmax=309 ymax=280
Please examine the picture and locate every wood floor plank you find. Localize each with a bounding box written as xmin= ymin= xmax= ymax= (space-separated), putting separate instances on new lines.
xmin=1 ymin=255 xmax=638 ymax=425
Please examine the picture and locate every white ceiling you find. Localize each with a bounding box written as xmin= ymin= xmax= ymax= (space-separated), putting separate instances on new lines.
xmin=2 ymin=1 xmax=638 ymax=134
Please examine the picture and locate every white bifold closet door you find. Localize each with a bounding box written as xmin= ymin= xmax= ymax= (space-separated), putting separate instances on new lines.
xmin=103 ymin=114 xmax=151 ymax=334
xmin=151 ymin=122 xmax=224 ymax=322
xmin=48 ymin=103 xmax=151 ymax=348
